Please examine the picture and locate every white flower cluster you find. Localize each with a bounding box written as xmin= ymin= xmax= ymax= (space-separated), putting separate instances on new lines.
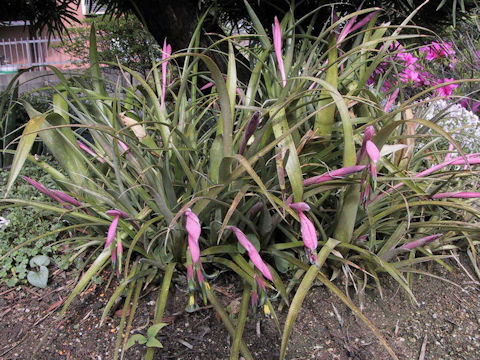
xmin=416 ymin=99 xmax=480 ymax=152
xmin=0 ymin=217 xmax=10 ymax=229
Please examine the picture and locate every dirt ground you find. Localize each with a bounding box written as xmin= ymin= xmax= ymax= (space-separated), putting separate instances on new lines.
xmin=1 ymin=256 xmax=479 ymax=360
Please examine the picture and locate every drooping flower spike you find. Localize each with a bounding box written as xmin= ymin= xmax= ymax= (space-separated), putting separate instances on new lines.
xmin=22 ymin=176 xmax=82 ymax=210
xmin=432 ymin=192 xmax=480 ymax=199
xmin=105 ymin=209 xmax=130 ymax=276
xmin=289 ymin=202 xmax=318 ymax=265
xmin=226 ymin=226 xmax=273 ymax=281
xmin=184 ymin=208 xmax=201 ymax=265
xmin=373 ymin=153 xmax=480 ymax=202
xmin=399 ymin=234 xmax=443 ymax=251
xmin=303 ymin=165 xmax=366 ymax=186
xmin=183 ymin=208 xmax=209 ymax=309
xmin=273 ymin=16 xmax=286 ymax=87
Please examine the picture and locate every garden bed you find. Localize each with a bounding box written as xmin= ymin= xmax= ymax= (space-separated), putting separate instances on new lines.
xmin=1 ymin=258 xmax=479 ymax=360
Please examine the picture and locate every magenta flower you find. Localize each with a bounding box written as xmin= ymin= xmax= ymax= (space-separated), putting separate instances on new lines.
xmin=303 ymin=165 xmax=366 ymax=186
xmin=226 ymin=226 xmax=273 ymax=281
xmin=161 ymin=39 xmax=172 ymax=109
xmin=289 ymin=202 xmax=318 ymax=265
xmin=432 ymin=192 xmax=480 ymax=199
xmin=398 ymin=52 xmax=418 ymax=66
xmin=366 ymin=140 xmax=380 ymax=182
xmin=435 ymin=78 xmax=458 ymax=98
xmin=184 ymin=208 xmax=201 ymax=265
xmin=399 ymin=65 xmax=420 ymax=83
xmin=399 ymin=234 xmax=443 ymax=250
xmin=420 ymin=41 xmax=455 ymax=61
xmin=273 ymin=16 xmax=286 ymax=87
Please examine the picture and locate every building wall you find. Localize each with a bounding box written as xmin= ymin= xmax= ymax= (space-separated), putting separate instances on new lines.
xmin=0 ymin=2 xmax=90 ymax=71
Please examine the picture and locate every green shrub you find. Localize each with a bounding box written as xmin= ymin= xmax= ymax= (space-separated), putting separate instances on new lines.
xmin=2 ymin=4 xmax=479 ymax=360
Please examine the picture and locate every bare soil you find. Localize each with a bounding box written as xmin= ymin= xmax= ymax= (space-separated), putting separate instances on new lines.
xmin=1 ymin=257 xmax=479 ymax=360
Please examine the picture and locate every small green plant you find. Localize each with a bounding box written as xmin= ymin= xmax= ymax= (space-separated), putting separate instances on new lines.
xmin=27 ymin=255 xmax=51 ymax=288
xmin=125 ymin=323 xmax=167 ymax=350
xmin=0 ymin=163 xmax=66 ymax=287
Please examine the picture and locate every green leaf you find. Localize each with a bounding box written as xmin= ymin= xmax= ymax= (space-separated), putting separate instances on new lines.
xmin=147 ymin=323 xmax=168 ymax=338
xmin=5 ymin=114 xmax=46 ymax=197
xmin=29 ymin=255 xmax=51 ymax=267
xmin=146 ymin=337 xmax=163 ymax=348
xmin=125 ymin=334 xmax=147 ymax=350
xmin=27 ymin=265 xmax=49 ymax=288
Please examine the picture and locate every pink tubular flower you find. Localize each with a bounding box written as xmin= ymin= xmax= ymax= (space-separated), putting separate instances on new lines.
xmin=432 ymin=192 xmax=480 ymax=199
xmin=226 ymin=226 xmax=273 ymax=281
xmin=399 ymin=234 xmax=443 ymax=250
xmin=289 ymin=202 xmax=318 ymax=265
xmin=366 ymin=140 xmax=380 ymax=182
xmin=303 ymin=165 xmax=366 ymax=186
xmin=184 ymin=208 xmax=201 ymax=264
xmin=435 ymin=78 xmax=458 ymax=98
xmin=161 ymin=39 xmax=172 ymax=109
xmin=273 ymin=16 xmax=286 ymax=87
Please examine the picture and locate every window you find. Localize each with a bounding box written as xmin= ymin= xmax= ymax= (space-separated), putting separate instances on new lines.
xmin=81 ymin=0 xmax=107 ymax=15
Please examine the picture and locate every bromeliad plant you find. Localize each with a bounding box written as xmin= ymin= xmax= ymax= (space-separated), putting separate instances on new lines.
xmin=2 ymin=3 xmax=480 ymax=360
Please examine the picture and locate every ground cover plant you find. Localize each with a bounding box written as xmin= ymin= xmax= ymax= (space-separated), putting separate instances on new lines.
xmin=1 ymin=2 xmax=480 ymax=359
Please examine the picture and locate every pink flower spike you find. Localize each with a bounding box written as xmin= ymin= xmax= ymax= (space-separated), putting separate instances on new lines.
xmin=357 ymin=126 xmax=375 ymax=163
xmin=105 ymin=215 xmax=119 ymax=248
xmin=161 ymin=39 xmax=172 ymax=109
xmin=106 ymin=209 xmax=130 ymax=219
xmin=22 ymin=176 xmax=66 ymax=205
xmin=288 ymin=202 xmax=310 ymax=212
xmin=226 ymin=226 xmax=273 ymax=281
xmin=366 ymin=140 xmax=380 ymax=180
xmin=399 ymin=234 xmax=443 ymax=250
xmin=273 ymin=17 xmax=286 ymax=87
xmin=303 ymin=165 xmax=366 ymax=186
xmin=288 ymin=203 xmax=318 ymax=264
xmin=51 ymin=190 xmax=82 ymax=207
xmin=77 ymin=140 xmax=105 ymax=163
xmin=432 ymin=192 xmax=480 ymax=199
xmin=184 ymin=208 xmax=201 ymax=264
